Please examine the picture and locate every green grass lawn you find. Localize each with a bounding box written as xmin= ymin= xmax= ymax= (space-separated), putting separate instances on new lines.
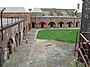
xmin=37 ymin=29 xmax=80 ymax=43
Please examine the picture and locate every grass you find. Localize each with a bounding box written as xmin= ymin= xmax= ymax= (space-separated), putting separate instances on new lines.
xmin=71 ymin=59 xmax=85 ymax=67
xmin=37 ymin=29 xmax=80 ymax=43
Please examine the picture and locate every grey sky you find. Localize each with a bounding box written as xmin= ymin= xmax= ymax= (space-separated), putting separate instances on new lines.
xmin=0 ymin=0 xmax=82 ymax=9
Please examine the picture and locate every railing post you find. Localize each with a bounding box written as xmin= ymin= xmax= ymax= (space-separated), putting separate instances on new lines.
xmin=0 ymin=8 xmax=6 ymax=40
xmin=74 ymin=32 xmax=78 ymax=56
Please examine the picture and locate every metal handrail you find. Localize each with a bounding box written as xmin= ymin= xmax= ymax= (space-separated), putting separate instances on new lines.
xmin=78 ymin=48 xmax=89 ymax=67
xmin=80 ymin=33 xmax=90 ymax=44
xmin=74 ymin=32 xmax=78 ymax=56
xmin=78 ymin=33 xmax=90 ymax=67
xmin=0 ymin=8 xmax=6 ymax=40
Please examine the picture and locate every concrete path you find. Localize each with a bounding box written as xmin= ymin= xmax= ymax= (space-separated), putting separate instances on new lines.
xmin=3 ymin=29 xmax=76 ymax=67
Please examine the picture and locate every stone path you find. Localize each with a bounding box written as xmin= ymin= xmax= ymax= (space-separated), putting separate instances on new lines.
xmin=3 ymin=29 xmax=76 ymax=67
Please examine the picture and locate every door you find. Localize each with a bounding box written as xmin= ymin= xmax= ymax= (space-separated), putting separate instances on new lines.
xmin=41 ymin=23 xmax=44 ymax=28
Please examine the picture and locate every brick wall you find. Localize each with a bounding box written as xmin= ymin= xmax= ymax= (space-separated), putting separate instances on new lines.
xmin=31 ymin=17 xmax=81 ymax=28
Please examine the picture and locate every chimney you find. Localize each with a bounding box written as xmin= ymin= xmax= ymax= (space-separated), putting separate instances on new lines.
xmin=77 ymin=3 xmax=80 ymax=9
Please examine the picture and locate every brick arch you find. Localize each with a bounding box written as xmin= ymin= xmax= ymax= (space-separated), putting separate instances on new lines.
xmin=23 ymin=27 xmax=26 ymax=38
xmin=76 ymin=21 xmax=80 ymax=27
xmin=0 ymin=47 xmax=4 ymax=66
xmin=15 ymin=33 xmax=19 ymax=46
xmin=39 ymin=22 xmax=46 ymax=28
xmin=48 ymin=22 xmax=56 ymax=28
xmin=9 ymin=38 xmax=14 ymax=44
xmin=7 ymin=38 xmax=14 ymax=54
xmin=58 ymin=22 xmax=64 ymax=27
xmin=67 ymin=22 xmax=73 ymax=27
xmin=32 ymin=22 xmax=37 ymax=28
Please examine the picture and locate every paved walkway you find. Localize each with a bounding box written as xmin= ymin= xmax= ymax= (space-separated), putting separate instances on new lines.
xmin=3 ymin=29 xmax=76 ymax=67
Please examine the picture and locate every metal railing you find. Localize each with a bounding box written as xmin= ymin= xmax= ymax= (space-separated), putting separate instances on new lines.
xmin=75 ymin=32 xmax=90 ymax=67
xmin=0 ymin=17 xmax=24 ymax=28
xmin=0 ymin=8 xmax=6 ymax=40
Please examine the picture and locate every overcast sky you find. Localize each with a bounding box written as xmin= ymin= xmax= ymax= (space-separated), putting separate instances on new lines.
xmin=0 ymin=0 xmax=82 ymax=9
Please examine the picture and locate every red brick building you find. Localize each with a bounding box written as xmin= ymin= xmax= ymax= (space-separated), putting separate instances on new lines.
xmin=0 ymin=5 xmax=82 ymax=66
xmin=30 ymin=7 xmax=81 ymax=28
xmin=0 ymin=7 xmax=31 ymax=65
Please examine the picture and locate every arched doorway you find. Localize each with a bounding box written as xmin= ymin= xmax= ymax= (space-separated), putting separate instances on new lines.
xmin=15 ymin=33 xmax=19 ymax=46
xmin=67 ymin=22 xmax=73 ymax=27
xmin=76 ymin=21 xmax=80 ymax=27
xmin=23 ymin=27 xmax=26 ymax=39
xmin=39 ymin=22 xmax=46 ymax=28
xmin=0 ymin=47 xmax=4 ymax=67
xmin=32 ymin=22 xmax=37 ymax=28
xmin=48 ymin=22 xmax=56 ymax=27
xmin=19 ymin=32 xmax=21 ymax=44
xmin=7 ymin=38 xmax=14 ymax=54
xmin=58 ymin=22 xmax=64 ymax=27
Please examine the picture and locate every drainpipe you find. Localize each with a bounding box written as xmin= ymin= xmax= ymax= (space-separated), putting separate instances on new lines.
xmin=73 ymin=10 xmax=77 ymax=27
xmin=1 ymin=8 xmax=6 ymax=40
xmin=73 ymin=17 xmax=75 ymax=27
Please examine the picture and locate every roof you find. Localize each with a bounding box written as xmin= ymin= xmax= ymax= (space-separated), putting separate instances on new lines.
xmin=0 ymin=7 xmax=29 ymax=12
xmin=74 ymin=9 xmax=82 ymax=13
xmin=60 ymin=9 xmax=69 ymax=16
xmin=30 ymin=8 xmax=81 ymax=17
xmin=31 ymin=8 xmax=42 ymax=13
xmin=31 ymin=16 xmax=80 ymax=18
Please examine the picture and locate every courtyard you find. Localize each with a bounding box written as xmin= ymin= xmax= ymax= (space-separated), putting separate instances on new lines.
xmin=3 ymin=28 xmax=77 ymax=67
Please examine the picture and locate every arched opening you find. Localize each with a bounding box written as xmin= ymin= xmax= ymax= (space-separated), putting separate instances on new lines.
xmin=9 ymin=38 xmax=14 ymax=44
xmin=39 ymin=22 xmax=46 ymax=28
xmin=67 ymin=22 xmax=73 ymax=27
xmin=32 ymin=22 xmax=37 ymax=28
xmin=7 ymin=41 xmax=12 ymax=54
xmin=48 ymin=22 xmax=56 ymax=27
xmin=23 ymin=27 xmax=26 ymax=39
xmin=19 ymin=32 xmax=21 ymax=44
xmin=7 ymin=38 xmax=14 ymax=54
xmin=76 ymin=21 xmax=80 ymax=27
xmin=15 ymin=33 xmax=19 ymax=46
xmin=58 ymin=22 xmax=64 ymax=27
xmin=0 ymin=47 xmax=4 ymax=66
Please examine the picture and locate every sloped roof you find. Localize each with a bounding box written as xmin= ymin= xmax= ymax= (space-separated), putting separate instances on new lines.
xmin=60 ymin=9 xmax=70 ymax=16
xmin=31 ymin=8 xmax=42 ymax=13
xmin=0 ymin=7 xmax=28 ymax=12
xmin=41 ymin=8 xmax=76 ymax=16
xmin=30 ymin=8 xmax=81 ymax=17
